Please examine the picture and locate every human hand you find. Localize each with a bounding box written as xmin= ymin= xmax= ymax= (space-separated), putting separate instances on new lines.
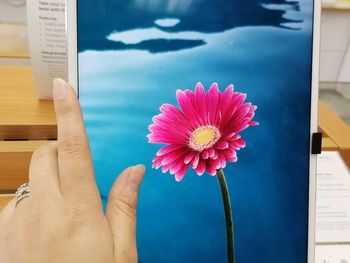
xmin=0 ymin=78 xmax=145 ymax=263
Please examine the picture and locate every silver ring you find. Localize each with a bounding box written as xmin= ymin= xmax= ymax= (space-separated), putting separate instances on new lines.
xmin=15 ymin=183 xmax=31 ymax=207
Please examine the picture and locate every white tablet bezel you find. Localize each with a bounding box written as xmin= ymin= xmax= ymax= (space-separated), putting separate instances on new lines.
xmin=66 ymin=1 xmax=321 ymax=261
xmin=66 ymin=0 xmax=78 ymax=94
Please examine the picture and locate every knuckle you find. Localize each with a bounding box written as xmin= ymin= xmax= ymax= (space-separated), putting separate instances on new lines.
xmin=29 ymin=143 xmax=56 ymax=180
xmin=47 ymin=141 xmax=58 ymax=149
xmin=67 ymin=205 xmax=87 ymax=224
xmin=58 ymin=134 xmax=85 ymax=156
xmin=62 ymin=192 xmax=100 ymax=218
xmin=110 ymin=196 xmax=137 ymax=220
xmin=57 ymin=202 xmax=87 ymax=234
xmin=56 ymin=102 xmax=74 ymax=116
xmin=31 ymin=144 xmax=53 ymax=161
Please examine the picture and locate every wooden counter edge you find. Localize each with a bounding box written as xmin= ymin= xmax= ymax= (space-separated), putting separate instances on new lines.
xmin=0 ymin=140 xmax=53 ymax=192
xmin=0 ymin=195 xmax=14 ymax=211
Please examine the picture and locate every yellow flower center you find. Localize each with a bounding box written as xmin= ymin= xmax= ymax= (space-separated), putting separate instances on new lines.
xmin=193 ymin=127 xmax=215 ymax=145
xmin=189 ymin=125 xmax=221 ymax=151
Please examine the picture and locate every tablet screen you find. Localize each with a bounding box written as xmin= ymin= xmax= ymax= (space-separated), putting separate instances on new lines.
xmin=75 ymin=0 xmax=315 ymax=261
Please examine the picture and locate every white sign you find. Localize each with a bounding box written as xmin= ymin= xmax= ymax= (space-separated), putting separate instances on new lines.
xmin=316 ymin=151 xmax=350 ymax=244
xmin=27 ymin=0 xmax=67 ymax=99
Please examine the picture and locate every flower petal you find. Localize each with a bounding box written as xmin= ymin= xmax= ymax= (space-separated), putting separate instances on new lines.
xmin=217 ymin=85 xmax=234 ymax=124
xmin=152 ymin=156 xmax=163 ymax=169
xmin=161 ymin=149 xmax=188 ymax=166
xmin=190 ymin=152 xmax=200 ymax=168
xmin=208 ymin=148 xmax=216 ymax=158
xmin=162 ymin=164 xmax=170 ymax=173
xmin=210 ymin=149 xmax=218 ymax=160
xmin=194 ymin=82 xmax=207 ymax=125
xmin=230 ymin=137 xmax=246 ymax=150
xmin=250 ymin=121 xmax=259 ymax=126
xmin=207 ymin=159 xmax=221 ymax=175
xmin=215 ymin=141 xmax=229 ymax=150
xmin=156 ymin=144 xmax=184 ymax=156
xmin=195 ymin=159 xmax=206 ymax=176
xmin=224 ymin=148 xmax=238 ymax=162
xmin=218 ymin=153 xmax=227 ymax=168
xmin=201 ymin=150 xmax=209 ymax=159
xmin=206 ymin=167 xmax=217 ymax=176
xmin=169 ymin=158 xmax=186 ymax=175
xmin=219 ymin=92 xmax=247 ymax=128
xmin=206 ymin=83 xmax=220 ymax=125
xmin=232 ymin=104 xmax=252 ymax=122
xmin=230 ymin=123 xmax=250 ymax=134
xmin=175 ymin=165 xmax=188 ymax=182
xmin=148 ymin=120 xmax=189 ymax=144
xmin=176 ymin=89 xmax=200 ymax=128
xmin=184 ymin=151 xmax=196 ymax=164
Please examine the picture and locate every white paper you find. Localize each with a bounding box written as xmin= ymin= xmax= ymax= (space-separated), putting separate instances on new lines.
xmin=315 ymin=245 xmax=350 ymax=263
xmin=316 ymin=151 xmax=350 ymax=244
xmin=27 ymin=0 xmax=67 ymax=99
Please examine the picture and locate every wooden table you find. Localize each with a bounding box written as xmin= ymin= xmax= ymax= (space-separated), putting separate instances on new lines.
xmin=318 ymin=100 xmax=350 ymax=168
xmin=322 ymin=1 xmax=350 ymax=10
xmin=0 ymin=66 xmax=56 ymax=140
xmin=0 ymin=66 xmax=56 ymax=194
xmin=1 ymin=65 xmax=350 ymax=210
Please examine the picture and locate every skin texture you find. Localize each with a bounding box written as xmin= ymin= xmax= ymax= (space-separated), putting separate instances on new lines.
xmin=0 ymin=78 xmax=145 ymax=263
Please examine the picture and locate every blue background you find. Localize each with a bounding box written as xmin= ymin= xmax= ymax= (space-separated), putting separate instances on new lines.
xmin=77 ymin=0 xmax=313 ymax=262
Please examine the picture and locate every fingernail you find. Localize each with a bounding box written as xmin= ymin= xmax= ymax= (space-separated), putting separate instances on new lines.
xmin=128 ymin=164 xmax=145 ymax=188
xmin=53 ymin=78 xmax=68 ymax=100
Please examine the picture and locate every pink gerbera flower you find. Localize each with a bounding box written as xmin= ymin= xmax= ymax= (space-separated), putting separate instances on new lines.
xmin=147 ymin=82 xmax=258 ymax=182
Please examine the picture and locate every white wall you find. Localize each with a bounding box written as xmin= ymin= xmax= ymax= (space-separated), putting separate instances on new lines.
xmin=319 ymin=9 xmax=350 ymax=83
xmin=338 ymin=42 xmax=350 ymax=82
xmin=0 ymin=0 xmax=27 ymax=23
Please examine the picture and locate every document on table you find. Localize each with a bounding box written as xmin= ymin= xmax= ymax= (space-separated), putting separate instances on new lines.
xmin=316 ymin=151 xmax=350 ymax=244
xmin=315 ymin=244 xmax=350 ymax=263
xmin=27 ymin=0 xmax=67 ymax=99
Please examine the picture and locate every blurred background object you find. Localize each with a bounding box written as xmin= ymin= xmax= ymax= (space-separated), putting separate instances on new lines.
xmin=320 ymin=0 xmax=350 ymax=125
xmin=322 ymin=0 xmax=350 ymax=9
xmin=0 ymin=0 xmax=26 ymax=23
xmin=0 ymin=0 xmax=29 ymax=64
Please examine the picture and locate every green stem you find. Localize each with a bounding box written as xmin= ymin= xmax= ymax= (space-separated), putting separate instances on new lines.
xmin=217 ymin=168 xmax=235 ymax=263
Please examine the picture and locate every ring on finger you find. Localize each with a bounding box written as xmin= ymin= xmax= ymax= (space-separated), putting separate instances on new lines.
xmin=15 ymin=183 xmax=31 ymax=207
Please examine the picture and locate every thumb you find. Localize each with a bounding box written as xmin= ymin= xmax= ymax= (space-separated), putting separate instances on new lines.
xmin=106 ymin=165 xmax=145 ymax=262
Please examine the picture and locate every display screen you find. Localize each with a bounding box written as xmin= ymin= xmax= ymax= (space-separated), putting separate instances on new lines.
xmin=76 ymin=0 xmax=314 ymax=262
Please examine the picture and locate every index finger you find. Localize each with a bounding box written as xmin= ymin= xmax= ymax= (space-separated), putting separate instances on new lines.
xmin=52 ymin=78 xmax=99 ymax=201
